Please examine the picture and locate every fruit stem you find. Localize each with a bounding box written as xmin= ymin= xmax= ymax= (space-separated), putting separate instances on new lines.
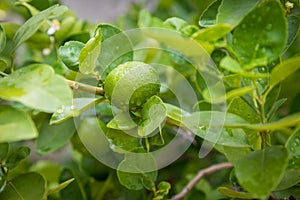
xmin=66 ymin=79 xmax=105 ymax=96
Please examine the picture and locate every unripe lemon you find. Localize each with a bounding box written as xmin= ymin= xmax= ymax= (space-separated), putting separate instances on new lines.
xmin=104 ymin=61 xmax=160 ymax=110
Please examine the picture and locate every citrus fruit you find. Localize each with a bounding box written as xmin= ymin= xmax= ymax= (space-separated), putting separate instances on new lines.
xmin=104 ymin=61 xmax=160 ymax=110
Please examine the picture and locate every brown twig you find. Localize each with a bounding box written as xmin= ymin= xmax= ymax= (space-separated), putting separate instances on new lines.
xmin=66 ymin=79 xmax=105 ymax=96
xmin=170 ymin=162 xmax=233 ymax=200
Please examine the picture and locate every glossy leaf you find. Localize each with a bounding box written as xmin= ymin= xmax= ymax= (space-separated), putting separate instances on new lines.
xmin=192 ymin=24 xmax=232 ymax=42
xmin=36 ymin=119 xmax=76 ymax=155
xmin=50 ymin=98 xmax=102 ymax=124
xmin=182 ymin=111 xmax=249 ymax=147
xmin=59 ymin=41 xmax=85 ymax=71
xmin=0 ymin=64 xmax=72 ymax=113
xmin=286 ymin=128 xmax=300 ymax=170
xmin=105 ymin=128 xmax=141 ymax=153
xmin=199 ymin=0 xmax=222 ymax=27
xmin=138 ymin=96 xmax=166 ymax=137
xmin=217 ymin=0 xmax=259 ymax=27
xmin=0 ymin=172 xmax=46 ymax=200
xmin=13 ymin=4 xmax=68 ymax=49
xmin=0 ymin=24 xmax=6 ymax=53
xmin=235 ymin=146 xmax=289 ymax=199
xmin=220 ymin=56 xmax=269 ymax=78
xmin=269 ymin=56 xmax=300 ymax=89
xmin=97 ymin=23 xmax=134 ymax=79
xmin=0 ymin=106 xmax=38 ymax=142
xmin=218 ymin=187 xmax=255 ymax=199
xmin=79 ymin=28 xmax=102 ymax=75
xmin=107 ymin=112 xmax=137 ymax=131
xmin=117 ymin=154 xmax=157 ymax=190
xmin=59 ymin=168 xmax=87 ymax=200
xmin=5 ymin=146 xmax=30 ymax=169
xmin=232 ymin=0 xmax=287 ymax=65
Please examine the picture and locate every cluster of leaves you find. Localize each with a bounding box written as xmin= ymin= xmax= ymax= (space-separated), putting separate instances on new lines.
xmin=0 ymin=0 xmax=300 ymax=199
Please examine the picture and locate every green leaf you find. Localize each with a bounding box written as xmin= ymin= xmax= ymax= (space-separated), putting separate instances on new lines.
xmin=107 ymin=112 xmax=137 ymax=131
xmin=79 ymin=28 xmax=102 ymax=75
xmin=286 ymin=128 xmax=300 ymax=170
xmin=30 ymin=160 xmax=61 ymax=183
xmin=220 ymin=56 xmax=269 ymax=78
xmin=15 ymin=1 xmax=40 ymax=16
xmin=59 ymin=168 xmax=87 ymax=200
xmin=217 ymin=0 xmax=259 ymax=27
xmin=138 ymin=96 xmax=166 ymax=137
xmin=0 ymin=172 xmax=46 ymax=200
xmin=0 ymin=143 xmax=9 ymax=161
xmin=234 ymin=146 xmax=289 ymax=199
xmin=105 ymin=128 xmax=141 ymax=153
xmin=218 ymin=187 xmax=256 ymax=199
xmin=232 ymin=0 xmax=287 ymax=65
xmin=0 ymin=59 xmax=8 ymax=72
xmin=155 ymin=181 xmax=171 ymax=198
xmin=192 ymin=23 xmax=233 ymax=42
xmin=285 ymin=14 xmax=300 ymax=51
xmin=47 ymin=178 xmax=75 ymax=195
xmin=276 ymin=169 xmax=300 ymax=191
xmin=182 ymin=112 xmax=249 ymax=147
xmin=227 ymin=97 xmax=260 ymax=149
xmin=5 ymin=146 xmax=30 ymax=169
xmin=0 ymin=64 xmax=72 ymax=113
xmin=269 ymin=56 xmax=300 ymax=89
xmin=96 ymin=23 xmax=134 ymax=79
xmin=117 ymin=154 xmax=157 ymax=190
xmin=199 ymin=0 xmax=222 ymax=27
xmin=222 ymin=146 xmax=251 ymax=165
xmin=13 ymin=4 xmax=68 ymax=49
xmin=0 ymin=24 xmax=6 ymax=53
xmin=59 ymin=41 xmax=85 ymax=71
xmin=50 ymin=98 xmax=102 ymax=125
xmin=138 ymin=10 xmax=171 ymax=28
xmin=0 ymin=106 xmax=38 ymax=142
xmin=36 ymin=119 xmax=75 ymax=155
xmin=165 ymin=103 xmax=188 ymax=127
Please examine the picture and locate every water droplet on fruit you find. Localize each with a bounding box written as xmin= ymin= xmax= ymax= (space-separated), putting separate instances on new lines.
xmin=266 ymin=24 xmax=273 ymax=31
xmin=242 ymin=24 xmax=246 ymax=29
xmin=251 ymin=14 xmax=256 ymax=19
xmin=266 ymin=6 xmax=271 ymax=12
xmin=233 ymin=38 xmax=237 ymax=44
xmin=255 ymin=44 xmax=260 ymax=51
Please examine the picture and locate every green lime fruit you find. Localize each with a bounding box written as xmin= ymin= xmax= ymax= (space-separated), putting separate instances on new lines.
xmin=104 ymin=61 xmax=160 ymax=110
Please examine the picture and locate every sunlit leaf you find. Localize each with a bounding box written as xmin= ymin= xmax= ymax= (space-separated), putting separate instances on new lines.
xmin=79 ymin=28 xmax=102 ymax=75
xmin=0 ymin=106 xmax=38 ymax=143
xmin=269 ymin=56 xmax=300 ymax=89
xmin=0 ymin=64 xmax=72 ymax=113
xmin=13 ymin=4 xmax=68 ymax=49
xmin=286 ymin=128 xmax=300 ymax=170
